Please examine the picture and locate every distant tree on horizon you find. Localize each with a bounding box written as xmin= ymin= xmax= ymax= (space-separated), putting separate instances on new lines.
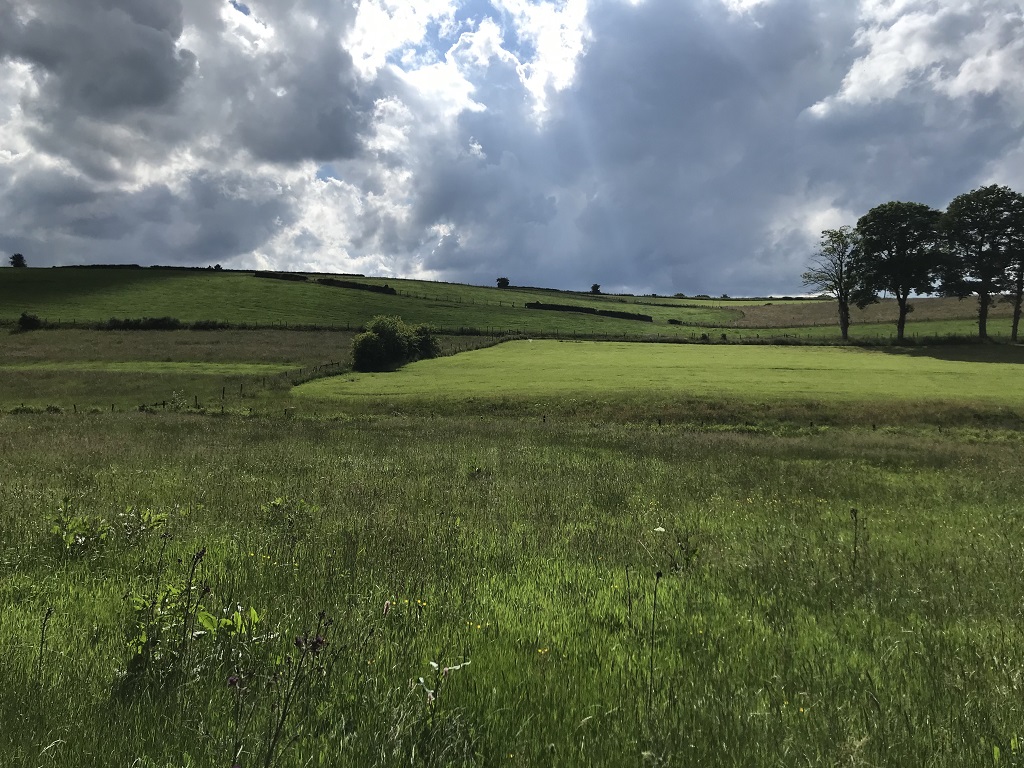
xmin=590 ymin=283 xmax=601 ymax=294
xmin=496 ymin=276 xmax=510 ymax=289
xmin=9 ymin=253 xmax=26 ymax=268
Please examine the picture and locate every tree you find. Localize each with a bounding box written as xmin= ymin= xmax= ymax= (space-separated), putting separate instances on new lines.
xmin=941 ymin=185 xmax=1024 ymax=339
xmin=9 ymin=253 xmax=26 ymax=268
xmin=496 ymin=277 xmax=510 ymax=289
xmin=590 ymin=283 xmax=601 ymax=294
xmin=1008 ymin=233 xmax=1024 ymax=342
xmin=854 ymin=201 xmax=943 ymax=342
xmin=802 ymin=226 xmax=863 ymax=340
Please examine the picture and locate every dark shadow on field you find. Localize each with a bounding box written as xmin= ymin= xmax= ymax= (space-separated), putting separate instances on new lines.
xmin=0 ymin=268 xmax=211 ymax=312
xmin=868 ymin=343 xmax=1024 ymax=365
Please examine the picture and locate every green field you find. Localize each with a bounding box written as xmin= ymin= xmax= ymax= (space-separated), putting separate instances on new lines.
xmin=3 ymin=269 xmax=1024 ymax=766
xmin=299 ymin=341 xmax=1024 ymax=423
xmin=1 ymin=267 xmax=1015 ymax=340
xmin=3 ymin=414 xmax=1023 ymax=767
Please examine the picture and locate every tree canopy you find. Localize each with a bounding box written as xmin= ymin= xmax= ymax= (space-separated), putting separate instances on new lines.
xmin=802 ymin=226 xmax=863 ymax=340
xmin=9 ymin=253 xmax=26 ymax=268
xmin=853 ymin=201 xmax=943 ymax=341
xmin=941 ymin=185 xmax=1024 ymax=338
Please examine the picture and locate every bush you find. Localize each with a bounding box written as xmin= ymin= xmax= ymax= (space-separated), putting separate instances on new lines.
xmin=413 ymin=324 xmax=441 ymax=359
xmin=351 ymin=316 xmax=439 ymax=372
xmin=17 ymin=312 xmax=43 ymax=331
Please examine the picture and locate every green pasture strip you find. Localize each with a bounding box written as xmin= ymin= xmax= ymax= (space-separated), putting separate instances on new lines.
xmin=0 ymin=361 xmax=292 ymax=374
xmin=0 ymin=368 xmax=281 ymax=410
xmin=300 ymin=340 xmax=1024 ymax=405
xmin=0 ymin=328 xmax=356 ymax=365
xmin=1 ymin=415 xmax=1023 ymax=766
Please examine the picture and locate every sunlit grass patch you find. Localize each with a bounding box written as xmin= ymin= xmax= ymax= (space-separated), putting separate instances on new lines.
xmin=298 ymin=340 xmax=1024 ymax=410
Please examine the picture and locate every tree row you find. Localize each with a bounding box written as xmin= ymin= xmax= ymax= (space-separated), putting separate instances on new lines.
xmin=803 ymin=185 xmax=1024 ymax=341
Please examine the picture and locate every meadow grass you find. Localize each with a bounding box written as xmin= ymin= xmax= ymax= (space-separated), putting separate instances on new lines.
xmin=1 ymin=414 xmax=1022 ymax=766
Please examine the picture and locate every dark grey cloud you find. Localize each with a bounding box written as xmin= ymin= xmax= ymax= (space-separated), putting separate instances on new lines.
xmin=1 ymin=1 xmax=194 ymax=117
xmin=235 ymin=38 xmax=369 ymax=163
xmin=0 ymin=166 xmax=293 ymax=265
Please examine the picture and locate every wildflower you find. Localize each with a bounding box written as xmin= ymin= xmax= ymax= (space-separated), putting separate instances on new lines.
xmin=227 ymin=674 xmax=240 ymax=688
xmin=383 ymin=600 xmax=392 ymax=617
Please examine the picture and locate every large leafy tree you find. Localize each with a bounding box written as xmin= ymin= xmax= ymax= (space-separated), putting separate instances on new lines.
xmin=9 ymin=253 xmax=26 ymax=268
xmin=802 ymin=226 xmax=865 ymax=340
xmin=941 ymin=185 xmax=1024 ymax=339
xmin=1008 ymin=235 xmax=1024 ymax=342
xmin=991 ymin=189 xmax=1024 ymax=342
xmin=854 ymin=201 xmax=943 ymax=342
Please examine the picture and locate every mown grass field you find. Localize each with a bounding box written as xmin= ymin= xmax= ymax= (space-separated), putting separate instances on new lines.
xmin=2 ymin=268 xmax=1024 ymax=766
xmin=299 ymin=340 xmax=1024 ymax=424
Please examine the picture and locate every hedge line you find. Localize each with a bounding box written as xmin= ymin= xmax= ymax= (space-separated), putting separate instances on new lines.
xmin=524 ymin=302 xmax=653 ymax=322
xmin=254 ymin=271 xmax=309 ymax=282
xmin=316 ymin=278 xmax=397 ymax=295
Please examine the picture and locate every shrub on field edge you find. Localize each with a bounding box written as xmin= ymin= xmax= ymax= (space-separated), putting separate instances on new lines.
xmin=351 ymin=315 xmax=439 ymax=372
xmin=17 ymin=312 xmax=43 ymax=331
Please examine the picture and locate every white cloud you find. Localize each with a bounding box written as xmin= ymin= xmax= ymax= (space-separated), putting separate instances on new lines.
xmin=811 ymin=0 xmax=1024 ymax=116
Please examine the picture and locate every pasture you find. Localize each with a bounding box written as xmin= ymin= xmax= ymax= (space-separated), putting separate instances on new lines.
xmin=2 ymin=267 xmax=1024 ymax=766
xmin=2 ymin=413 xmax=1023 ymax=767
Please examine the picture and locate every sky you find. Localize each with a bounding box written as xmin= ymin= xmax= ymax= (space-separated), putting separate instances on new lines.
xmin=1 ymin=0 xmax=1022 ymax=296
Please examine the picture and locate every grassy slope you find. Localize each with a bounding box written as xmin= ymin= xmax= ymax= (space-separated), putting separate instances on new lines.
xmin=1 ymin=267 xmax=1011 ymax=339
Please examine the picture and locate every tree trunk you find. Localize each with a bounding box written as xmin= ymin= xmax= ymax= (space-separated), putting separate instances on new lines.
xmin=838 ymin=299 xmax=850 ymax=341
xmin=1012 ymin=267 xmax=1023 ymax=343
xmin=896 ymin=296 xmax=909 ymax=342
xmin=978 ymin=292 xmax=990 ymax=339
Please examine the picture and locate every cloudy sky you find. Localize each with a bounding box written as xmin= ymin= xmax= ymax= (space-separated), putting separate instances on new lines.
xmin=1 ymin=0 xmax=1022 ymax=295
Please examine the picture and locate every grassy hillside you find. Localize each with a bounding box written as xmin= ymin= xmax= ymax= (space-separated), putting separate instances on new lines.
xmin=0 ymin=267 xmax=1012 ymax=340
